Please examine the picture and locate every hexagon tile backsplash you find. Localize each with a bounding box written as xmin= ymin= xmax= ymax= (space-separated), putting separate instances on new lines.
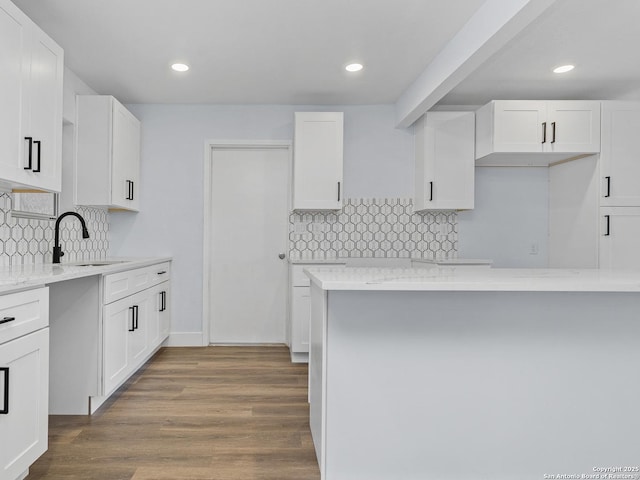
xmin=289 ymin=198 xmax=457 ymax=261
xmin=0 ymin=193 xmax=109 ymax=267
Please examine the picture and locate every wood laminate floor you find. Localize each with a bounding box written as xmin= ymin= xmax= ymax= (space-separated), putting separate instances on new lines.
xmin=28 ymin=346 xmax=320 ymax=480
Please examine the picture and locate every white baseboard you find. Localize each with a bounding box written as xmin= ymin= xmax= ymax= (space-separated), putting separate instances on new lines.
xmin=290 ymin=351 xmax=309 ymax=364
xmin=166 ymin=332 xmax=206 ymax=347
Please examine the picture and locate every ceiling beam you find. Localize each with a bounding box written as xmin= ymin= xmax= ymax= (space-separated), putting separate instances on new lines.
xmin=394 ymin=0 xmax=557 ymax=128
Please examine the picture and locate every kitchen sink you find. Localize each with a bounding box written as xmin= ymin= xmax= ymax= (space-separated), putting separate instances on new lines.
xmin=69 ymin=260 xmax=130 ymax=267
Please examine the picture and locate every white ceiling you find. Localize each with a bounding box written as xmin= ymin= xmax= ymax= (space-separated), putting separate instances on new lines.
xmin=13 ymin=0 xmax=640 ymax=108
xmin=12 ymin=0 xmax=486 ymax=105
xmin=439 ymin=0 xmax=640 ymax=105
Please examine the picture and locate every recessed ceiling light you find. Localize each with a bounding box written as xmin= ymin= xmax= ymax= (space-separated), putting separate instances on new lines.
xmin=171 ymin=63 xmax=189 ymax=72
xmin=553 ymin=64 xmax=574 ymax=74
xmin=345 ymin=63 xmax=363 ymax=72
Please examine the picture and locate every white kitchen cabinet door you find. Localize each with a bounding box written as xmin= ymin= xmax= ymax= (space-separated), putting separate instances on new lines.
xmin=111 ymin=100 xmax=141 ymax=210
xmin=600 ymin=102 xmax=640 ymax=207
xmin=488 ymin=100 xmax=547 ymax=154
xmin=128 ymin=294 xmax=149 ymax=367
xmin=414 ymin=111 xmax=475 ymax=211
xmin=476 ymin=100 xmax=600 ymax=165
xmin=76 ymin=95 xmax=141 ymax=211
xmin=546 ymin=101 xmax=600 ymax=154
xmin=159 ymin=283 xmax=171 ymax=342
xmin=103 ymin=297 xmax=132 ymax=395
xmin=147 ymin=282 xmax=170 ymax=351
xmin=293 ymin=112 xmax=343 ymax=210
xmin=599 ymin=207 xmax=640 ymax=268
xmin=291 ymin=286 xmax=311 ymax=353
xmin=0 ymin=328 xmax=49 ymax=480
xmin=0 ymin=0 xmax=63 ymax=192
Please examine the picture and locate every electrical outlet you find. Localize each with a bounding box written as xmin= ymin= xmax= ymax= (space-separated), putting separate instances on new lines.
xmin=529 ymin=242 xmax=539 ymax=255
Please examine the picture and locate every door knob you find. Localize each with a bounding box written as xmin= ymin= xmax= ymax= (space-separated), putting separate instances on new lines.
xmin=278 ymin=253 xmax=286 ymax=260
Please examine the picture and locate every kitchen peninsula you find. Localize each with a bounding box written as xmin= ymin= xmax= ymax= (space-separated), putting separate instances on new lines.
xmin=305 ymin=266 xmax=640 ymax=480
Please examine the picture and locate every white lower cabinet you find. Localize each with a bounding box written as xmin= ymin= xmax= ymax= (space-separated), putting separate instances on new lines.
xmin=291 ymin=286 xmax=311 ymax=353
xmin=289 ymin=264 xmax=342 ymax=362
xmin=103 ymin=267 xmax=170 ymax=396
xmin=103 ymin=289 xmax=150 ymax=395
xmin=148 ymin=283 xmax=171 ymax=348
xmin=0 ymin=287 xmax=49 ymax=480
xmin=48 ymin=262 xmax=171 ymax=415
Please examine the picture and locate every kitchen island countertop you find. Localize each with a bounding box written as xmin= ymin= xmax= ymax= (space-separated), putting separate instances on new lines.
xmin=304 ymin=265 xmax=640 ymax=292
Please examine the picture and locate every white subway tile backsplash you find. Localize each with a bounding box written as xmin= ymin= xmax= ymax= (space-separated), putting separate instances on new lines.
xmin=289 ymin=197 xmax=457 ymax=261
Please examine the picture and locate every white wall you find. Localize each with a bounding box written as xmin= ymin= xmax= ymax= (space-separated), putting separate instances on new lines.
xmin=457 ymin=167 xmax=549 ymax=267
xmin=108 ymin=104 xmax=414 ymax=342
xmin=108 ymin=104 xmax=550 ymax=342
xmin=61 ymin=68 xmax=97 ymax=212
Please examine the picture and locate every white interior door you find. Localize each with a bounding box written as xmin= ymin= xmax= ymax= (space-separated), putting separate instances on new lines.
xmin=209 ymin=146 xmax=289 ymax=343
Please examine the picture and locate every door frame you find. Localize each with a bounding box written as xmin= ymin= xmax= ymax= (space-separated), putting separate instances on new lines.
xmin=202 ymin=140 xmax=292 ymax=346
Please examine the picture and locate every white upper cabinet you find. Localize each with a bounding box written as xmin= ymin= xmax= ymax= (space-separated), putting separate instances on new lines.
xmin=76 ymin=96 xmax=141 ymax=211
xmin=293 ymin=112 xmax=343 ymax=210
xmin=475 ymin=100 xmax=600 ymax=166
xmin=0 ymin=0 xmax=63 ymax=192
xmin=600 ymin=102 xmax=640 ymax=207
xmin=414 ymin=111 xmax=475 ymax=211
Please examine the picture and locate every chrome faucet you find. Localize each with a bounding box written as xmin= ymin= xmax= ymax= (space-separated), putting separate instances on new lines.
xmin=53 ymin=212 xmax=90 ymax=263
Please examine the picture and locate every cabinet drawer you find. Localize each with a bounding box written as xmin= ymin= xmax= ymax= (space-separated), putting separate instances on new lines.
xmin=103 ymin=262 xmax=171 ymax=304
xmin=148 ymin=262 xmax=171 ymax=287
xmin=0 ymin=287 xmax=49 ymax=345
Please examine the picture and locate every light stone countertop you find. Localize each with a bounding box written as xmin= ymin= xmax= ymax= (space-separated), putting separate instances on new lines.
xmin=0 ymin=257 xmax=172 ymax=295
xmin=304 ymin=266 xmax=640 ymax=292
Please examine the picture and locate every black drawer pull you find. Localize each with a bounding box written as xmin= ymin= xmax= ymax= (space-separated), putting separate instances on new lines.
xmin=0 ymin=317 xmax=16 ymax=325
xmin=157 ymin=271 xmax=167 ymax=275
xmin=1 ymin=367 xmax=9 ymax=415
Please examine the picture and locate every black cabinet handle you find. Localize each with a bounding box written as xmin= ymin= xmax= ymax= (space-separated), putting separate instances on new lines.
xmin=429 ymin=181 xmax=434 ymax=201
xmin=541 ymin=122 xmax=546 ymax=144
xmin=0 ymin=316 xmax=16 ymax=325
xmin=33 ymin=140 xmax=41 ymax=172
xmin=604 ymin=215 xmax=610 ymax=236
xmin=24 ymin=137 xmax=33 ymax=170
xmin=1 ymin=367 xmax=9 ymax=415
xmin=604 ymin=176 xmax=611 ymax=198
xmin=157 ymin=271 xmax=167 ymax=275
xmin=128 ymin=306 xmax=136 ymax=331
xmin=160 ymin=291 xmax=166 ymax=312
xmin=126 ymin=180 xmax=134 ymax=200
xmin=551 ymin=122 xmax=556 ymax=144
xmin=337 ymin=182 xmax=341 ymax=202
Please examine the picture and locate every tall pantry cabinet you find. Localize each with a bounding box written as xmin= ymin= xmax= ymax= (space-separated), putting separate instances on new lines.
xmin=0 ymin=0 xmax=64 ymax=192
xmin=549 ymin=101 xmax=640 ymax=268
